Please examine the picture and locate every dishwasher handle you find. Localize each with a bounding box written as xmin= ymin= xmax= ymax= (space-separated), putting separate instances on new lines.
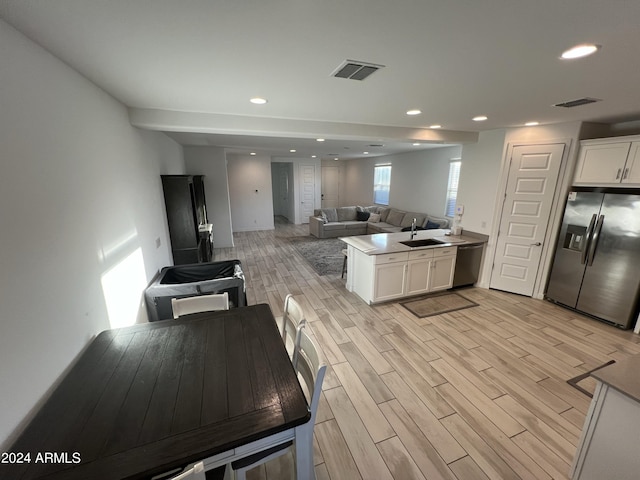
xmin=457 ymin=244 xmax=484 ymax=251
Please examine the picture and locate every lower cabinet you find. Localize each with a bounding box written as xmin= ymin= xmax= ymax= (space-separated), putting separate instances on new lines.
xmin=373 ymin=261 xmax=407 ymax=302
xmin=366 ymin=247 xmax=457 ymax=304
xmin=571 ymin=381 xmax=640 ymax=480
xmin=405 ymin=253 xmax=432 ymax=297
xmin=430 ymin=254 xmax=457 ymax=292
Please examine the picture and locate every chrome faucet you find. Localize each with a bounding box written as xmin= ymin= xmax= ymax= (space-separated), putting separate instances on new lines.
xmin=410 ymin=217 xmax=417 ymax=239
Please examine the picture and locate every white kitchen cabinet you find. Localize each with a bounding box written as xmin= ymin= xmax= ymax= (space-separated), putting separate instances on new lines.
xmin=430 ymin=254 xmax=457 ymax=291
xmin=571 ymin=356 xmax=640 ymax=480
xmin=624 ymin=142 xmax=640 ymax=184
xmin=373 ymin=261 xmax=407 ymax=302
xmin=351 ymin=246 xmax=457 ymax=304
xmin=405 ymin=251 xmax=432 ymax=296
xmin=574 ymin=136 xmax=640 ymax=186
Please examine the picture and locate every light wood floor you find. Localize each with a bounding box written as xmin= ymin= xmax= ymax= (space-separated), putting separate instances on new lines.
xmin=215 ymin=219 xmax=640 ymax=480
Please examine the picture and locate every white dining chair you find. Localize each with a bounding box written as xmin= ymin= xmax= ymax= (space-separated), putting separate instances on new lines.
xmin=168 ymin=461 xmax=206 ymax=480
xmin=278 ymin=294 xmax=307 ymax=361
xmin=171 ymin=292 xmax=229 ymax=319
xmin=230 ymin=328 xmax=326 ymax=480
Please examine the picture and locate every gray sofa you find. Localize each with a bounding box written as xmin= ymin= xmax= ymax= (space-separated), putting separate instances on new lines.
xmin=309 ymin=205 xmax=450 ymax=239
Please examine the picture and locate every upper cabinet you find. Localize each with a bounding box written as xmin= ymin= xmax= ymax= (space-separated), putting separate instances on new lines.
xmin=574 ymin=136 xmax=640 ymax=186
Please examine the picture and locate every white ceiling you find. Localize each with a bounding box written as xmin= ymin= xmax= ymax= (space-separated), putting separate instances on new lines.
xmin=2 ymin=0 xmax=640 ymax=160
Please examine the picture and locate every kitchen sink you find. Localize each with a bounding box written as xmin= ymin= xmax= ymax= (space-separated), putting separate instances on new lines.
xmin=399 ymin=238 xmax=445 ymax=248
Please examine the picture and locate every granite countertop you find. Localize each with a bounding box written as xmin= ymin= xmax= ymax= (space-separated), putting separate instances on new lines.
xmin=592 ymin=354 xmax=640 ymax=403
xmin=339 ymin=229 xmax=485 ymax=255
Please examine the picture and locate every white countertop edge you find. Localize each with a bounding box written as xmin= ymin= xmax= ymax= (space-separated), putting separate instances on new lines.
xmin=340 ymin=229 xmax=480 ymax=255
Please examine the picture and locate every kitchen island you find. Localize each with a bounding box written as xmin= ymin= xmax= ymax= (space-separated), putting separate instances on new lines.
xmin=340 ymin=229 xmax=482 ymax=304
xmin=571 ymin=354 xmax=640 ymax=480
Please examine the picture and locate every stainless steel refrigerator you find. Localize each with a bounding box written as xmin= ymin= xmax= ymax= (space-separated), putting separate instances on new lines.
xmin=546 ymin=188 xmax=640 ymax=329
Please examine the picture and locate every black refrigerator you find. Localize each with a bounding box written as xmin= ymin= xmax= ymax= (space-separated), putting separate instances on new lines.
xmin=546 ymin=188 xmax=640 ymax=329
xmin=161 ymin=175 xmax=213 ymax=265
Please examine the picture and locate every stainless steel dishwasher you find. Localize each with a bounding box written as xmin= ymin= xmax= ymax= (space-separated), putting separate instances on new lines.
xmin=453 ymin=243 xmax=484 ymax=287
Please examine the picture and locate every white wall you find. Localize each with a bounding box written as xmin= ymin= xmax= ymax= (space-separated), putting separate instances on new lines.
xmin=184 ymin=147 xmax=234 ymax=248
xmin=343 ymin=146 xmax=463 ymax=216
xmin=227 ymin=154 xmax=275 ymax=231
xmin=0 ymin=20 xmax=183 ymax=449
xmin=456 ymin=130 xmax=507 ymax=235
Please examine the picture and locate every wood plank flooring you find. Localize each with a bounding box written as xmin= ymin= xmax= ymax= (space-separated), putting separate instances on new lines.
xmin=214 ymin=219 xmax=640 ymax=480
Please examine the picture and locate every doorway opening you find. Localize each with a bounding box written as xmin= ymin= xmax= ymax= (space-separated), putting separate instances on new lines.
xmin=271 ymin=162 xmax=295 ymax=223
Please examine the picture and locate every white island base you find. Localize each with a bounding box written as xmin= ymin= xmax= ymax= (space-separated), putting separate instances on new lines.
xmin=341 ymin=229 xmax=461 ymax=305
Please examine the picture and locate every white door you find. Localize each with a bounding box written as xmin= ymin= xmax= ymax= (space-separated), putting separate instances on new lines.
xmin=321 ymin=165 xmax=340 ymax=208
xmin=490 ymin=143 xmax=565 ymax=296
xmin=299 ymin=164 xmax=316 ymax=223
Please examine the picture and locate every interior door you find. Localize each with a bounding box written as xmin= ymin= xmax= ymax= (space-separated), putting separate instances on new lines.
xmin=321 ymin=165 xmax=340 ymax=208
xmin=299 ymin=164 xmax=316 ymax=223
xmin=490 ymin=143 xmax=565 ymax=296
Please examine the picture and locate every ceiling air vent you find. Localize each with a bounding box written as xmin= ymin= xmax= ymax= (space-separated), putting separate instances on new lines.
xmin=332 ymin=60 xmax=385 ymax=81
xmin=554 ymin=97 xmax=601 ymax=108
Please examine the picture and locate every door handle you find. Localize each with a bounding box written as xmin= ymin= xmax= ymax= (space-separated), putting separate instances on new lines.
xmin=530 ymin=242 xmax=542 ymax=246
xmin=587 ymin=214 xmax=605 ymax=266
xmin=581 ymin=214 xmax=597 ymax=265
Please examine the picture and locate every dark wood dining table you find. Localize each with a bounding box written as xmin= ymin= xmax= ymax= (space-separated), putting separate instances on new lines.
xmin=1 ymin=304 xmax=310 ymax=480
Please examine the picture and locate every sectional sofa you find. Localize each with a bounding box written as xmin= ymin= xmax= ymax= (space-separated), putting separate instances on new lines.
xmin=309 ymin=205 xmax=450 ymax=239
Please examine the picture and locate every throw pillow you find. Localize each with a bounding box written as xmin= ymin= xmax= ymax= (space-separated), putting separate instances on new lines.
xmin=337 ymin=206 xmax=357 ymax=222
xmin=368 ymin=213 xmax=381 ymax=223
xmin=425 ymin=220 xmax=440 ymax=229
xmin=321 ymin=208 xmax=338 ymax=223
xmin=356 ymin=210 xmax=370 ymax=221
xmin=320 ymin=212 xmax=329 ymax=224
xmin=387 ymin=209 xmax=406 ymax=226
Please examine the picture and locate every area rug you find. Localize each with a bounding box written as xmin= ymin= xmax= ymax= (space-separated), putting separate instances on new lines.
xmin=400 ymin=292 xmax=479 ymax=318
xmin=566 ymin=360 xmax=616 ymax=398
xmin=289 ymin=237 xmax=346 ymax=276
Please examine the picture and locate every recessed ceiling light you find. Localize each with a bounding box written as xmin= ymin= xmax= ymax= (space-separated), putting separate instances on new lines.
xmin=316 ymin=138 xmax=325 ymax=142
xmin=561 ymin=44 xmax=601 ymax=59
xmin=406 ymin=109 xmax=422 ymax=116
xmin=289 ymin=149 xmax=296 ymax=153
xmin=334 ymin=157 xmax=339 ymax=161
xmin=525 ymin=121 xmax=540 ymax=126
xmin=311 ymin=155 xmax=317 ymax=158
xmin=413 ymin=143 xmax=421 ymax=146
xmin=430 ymin=124 xmax=442 ymax=129
xmin=473 ymin=115 xmax=488 ymax=122
xmin=363 ymin=151 xmax=369 ymax=155
xmin=250 ymin=152 xmax=256 ymax=155
xmin=250 ymin=97 xmax=267 ymax=104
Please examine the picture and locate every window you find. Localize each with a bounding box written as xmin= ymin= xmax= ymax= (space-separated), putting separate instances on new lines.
xmin=445 ymin=160 xmax=461 ymax=217
xmin=373 ymin=164 xmax=391 ymax=205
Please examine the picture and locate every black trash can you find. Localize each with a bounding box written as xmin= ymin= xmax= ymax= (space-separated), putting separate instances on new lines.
xmin=145 ymin=260 xmax=246 ymax=322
